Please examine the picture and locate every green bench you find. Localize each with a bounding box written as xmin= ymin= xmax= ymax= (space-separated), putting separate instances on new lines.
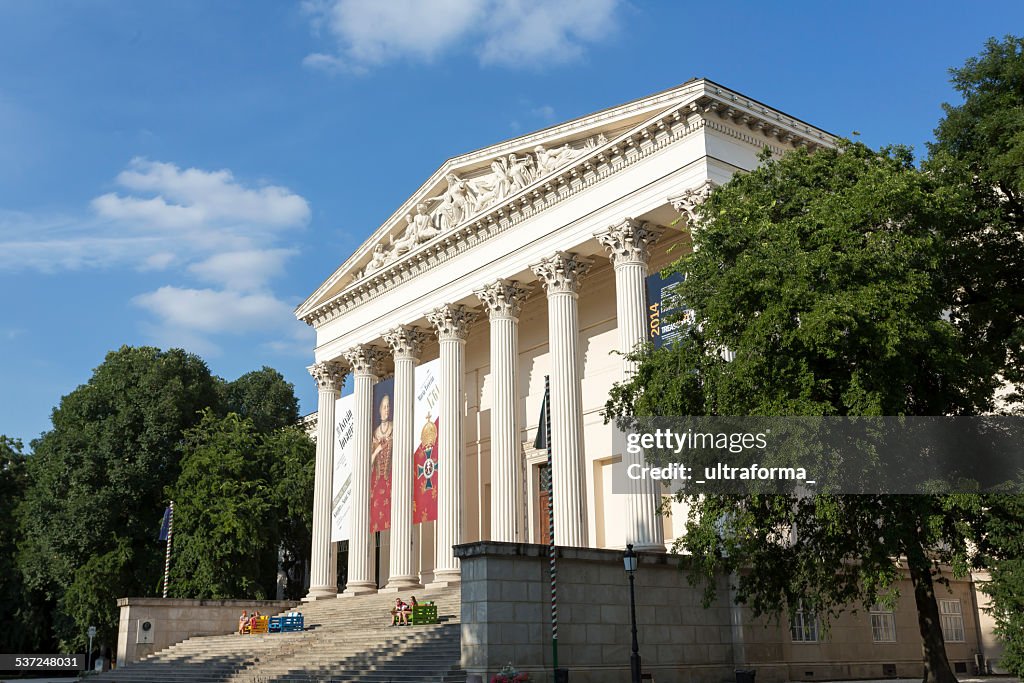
xmin=410 ymin=603 xmax=438 ymax=625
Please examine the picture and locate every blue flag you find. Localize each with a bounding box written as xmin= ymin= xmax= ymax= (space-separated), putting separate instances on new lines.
xmin=158 ymin=507 xmax=171 ymax=541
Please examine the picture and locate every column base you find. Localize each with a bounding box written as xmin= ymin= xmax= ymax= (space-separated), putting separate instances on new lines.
xmin=302 ymin=586 xmax=338 ymax=601
xmin=379 ymin=576 xmax=423 ymax=593
xmin=425 ymin=571 xmax=461 ymax=589
xmin=340 ymin=581 xmax=378 ymax=597
xmin=630 ymin=543 xmax=667 ymax=553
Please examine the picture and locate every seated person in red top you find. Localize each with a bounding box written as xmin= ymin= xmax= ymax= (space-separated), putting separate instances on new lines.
xmin=390 ymin=598 xmax=410 ymax=626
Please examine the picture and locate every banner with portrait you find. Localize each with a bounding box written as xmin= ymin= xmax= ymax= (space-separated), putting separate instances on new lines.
xmin=331 ymin=393 xmax=355 ymax=542
xmin=369 ymin=377 xmax=395 ymax=533
xmin=412 ymin=358 xmax=441 ymax=525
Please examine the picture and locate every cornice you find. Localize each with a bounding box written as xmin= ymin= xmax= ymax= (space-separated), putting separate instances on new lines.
xmin=299 ymin=87 xmax=836 ymax=328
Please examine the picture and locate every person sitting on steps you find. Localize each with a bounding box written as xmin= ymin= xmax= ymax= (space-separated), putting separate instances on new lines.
xmin=237 ymin=610 xmax=248 ymax=635
xmin=390 ymin=598 xmax=410 ymax=626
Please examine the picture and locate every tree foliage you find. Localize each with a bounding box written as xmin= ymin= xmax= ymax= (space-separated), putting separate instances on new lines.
xmin=605 ymin=141 xmax=1014 ymax=683
xmin=18 ymin=346 xmax=220 ymax=651
xmin=221 ymin=366 xmax=301 ymax=434
xmin=11 ymin=345 xmax=311 ymax=654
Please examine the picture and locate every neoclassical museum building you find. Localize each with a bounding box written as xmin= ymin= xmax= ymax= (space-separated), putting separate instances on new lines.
xmin=293 ymin=80 xmax=1002 ymax=680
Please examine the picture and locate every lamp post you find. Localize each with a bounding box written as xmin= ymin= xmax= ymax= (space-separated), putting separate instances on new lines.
xmin=624 ymin=544 xmax=641 ymax=683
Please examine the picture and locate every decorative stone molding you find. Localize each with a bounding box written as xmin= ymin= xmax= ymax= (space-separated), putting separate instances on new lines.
xmin=342 ymin=345 xmax=387 ymax=377
xmin=595 ymin=218 xmax=664 ymax=267
xmin=668 ymin=179 xmax=716 ymax=226
xmin=299 ymin=85 xmax=836 ymax=328
xmin=383 ymin=325 xmax=428 ymax=360
xmin=475 ymin=280 xmax=531 ymax=321
xmin=426 ymin=304 xmax=477 ymax=341
xmin=308 ymin=361 xmax=346 ymax=392
xmin=531 ymin=252 xmax=593 ymax=296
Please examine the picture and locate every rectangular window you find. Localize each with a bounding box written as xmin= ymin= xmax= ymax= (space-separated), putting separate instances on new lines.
xmin=870 ymin=604 xmax=896 ymax=643
xmin=790 ymin=604 xmax=819 ymax=642
xmin=939 ymin=599 xmax=965 ymax=642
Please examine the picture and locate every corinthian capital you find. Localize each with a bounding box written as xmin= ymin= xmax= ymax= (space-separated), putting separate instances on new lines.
xmin=668 ymin=179 xmax=715 ymax=225
xmin=384 ymin=325 xmax=428 ymax=360
xmin=475 ymin=279 xmax=531 ymax=320
xmin=595 ymin=218 xmax=664 ymax=267
xmin=309 ymin=361 xmax=346 ymax=393
xmin=531 ymin=252 xmax=592 ymax=296
xmin=343 ymin=345 xmax=387 ymax=377
xmin=427 ymin=304 xmax=477 ymax=341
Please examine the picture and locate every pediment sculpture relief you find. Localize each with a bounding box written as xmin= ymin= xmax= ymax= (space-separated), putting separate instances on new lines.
xmin=361 ymin=133 xmax=607 ymax=276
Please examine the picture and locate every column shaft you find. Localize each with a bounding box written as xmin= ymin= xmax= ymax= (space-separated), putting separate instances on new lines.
xmin=476 ymin=280 xmax=529 ymax=543
xmin=532 ymin=253 xmax=591 ymax=548
xmin=342 ymin=346 xmax=384 ymax=596
xmin=427 ymin=305 xmax=475 ymax=583
xmin=384 ymin=326 xmax=426 ymax=591
xmin=598 ymin=219 xmax=667 ymax=552
xmin=306 ymin=361 xmax=345 ymax=600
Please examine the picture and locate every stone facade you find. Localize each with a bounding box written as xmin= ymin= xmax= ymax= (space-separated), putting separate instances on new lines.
xmin=115 ymin=597 xmax=296 ymax=667
xmin=455 ymin=542 xmax=989 ymax=683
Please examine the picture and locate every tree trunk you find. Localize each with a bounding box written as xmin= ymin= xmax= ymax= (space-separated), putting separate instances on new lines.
xmin=909 ymin=559 xmax=958 ymax=683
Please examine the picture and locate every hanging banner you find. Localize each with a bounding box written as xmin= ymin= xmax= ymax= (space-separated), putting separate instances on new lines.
xmin=331 ymin=393 xmax=355 ymax=542
xmin=645 ymin=270 xmax=688 ymax=349
xmin=413 ymin=359 xmax=441 ymax=524
xmin=369 ymin=377 xmax=395 ymax=533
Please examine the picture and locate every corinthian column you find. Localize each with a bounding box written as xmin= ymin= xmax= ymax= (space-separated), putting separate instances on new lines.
xmin=341 ymin=345 xmax=386 ymax=596
xmin=531 ymin=252 xmax=592 ymax=548
xmin=597 ymin=218 xmax=667 ymax=552
xmin=475 ymin=280 xmax=530 ymax=543
xmin=306 ymin=360 xmax=346 ymax=600
xmin=425 ymin=304 xmax=476 ymax=584
xmin=383 ymin=325 xmax=428 ymax=591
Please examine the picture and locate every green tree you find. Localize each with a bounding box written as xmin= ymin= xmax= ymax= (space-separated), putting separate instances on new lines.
xmin=221 ymin=366 xmax=301 ymax=434
xmin=168 ymin=413 xmax=314 ymax=600
xmin=928 ymin=34 xmax=1024 ymax=673
xmin=928 ymin=34 xmax=1024 ymax=405
xmin=0 ymin=435 xmax=37 ymax=653
xmin=606 ymin=142 xmax=1005 ymax=683
xmin=169 ymin=411 xmax=278 ymax=599
xmin=18 ymin=346 xmax=220 ymax=652
xmin=262 ymin=426 xmax=315 ymax=600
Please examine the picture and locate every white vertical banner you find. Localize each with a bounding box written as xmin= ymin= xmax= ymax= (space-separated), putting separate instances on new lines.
xmin=331 ymin=393 xmax=355 ymax=542
xmin=412 ymin=358 xmax=441 ymax=524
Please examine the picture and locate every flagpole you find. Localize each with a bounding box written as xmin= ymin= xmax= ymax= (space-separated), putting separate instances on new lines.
xmin=544 ymin=375 xmax=558 ymax=673
xmin=162 ymin=501 xmax=174 ymax=598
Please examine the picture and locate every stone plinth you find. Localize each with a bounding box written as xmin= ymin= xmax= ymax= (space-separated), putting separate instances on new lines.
xmin=115 ymin=597 xmax=297 ymax=667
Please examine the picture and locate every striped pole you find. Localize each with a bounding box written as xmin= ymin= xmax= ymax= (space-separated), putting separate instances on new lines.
xmin=162 ymin=501 xmax=175 ymax=598
xmin=545 ymin=376 xmax=558 ymax=671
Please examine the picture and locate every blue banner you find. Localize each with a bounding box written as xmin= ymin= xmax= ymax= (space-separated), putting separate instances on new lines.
xmin=158 ymin=506 xmax=171 ymax=541
xmin=645 ymin=270 xmax=687 ymax=349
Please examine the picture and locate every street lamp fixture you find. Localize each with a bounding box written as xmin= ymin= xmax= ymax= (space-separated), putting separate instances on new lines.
xmin=623 ymin=544 xmax=641 ymax=683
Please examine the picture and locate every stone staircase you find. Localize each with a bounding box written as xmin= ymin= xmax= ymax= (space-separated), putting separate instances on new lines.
xmin=92 ymin=586 xmax=464 ymax=683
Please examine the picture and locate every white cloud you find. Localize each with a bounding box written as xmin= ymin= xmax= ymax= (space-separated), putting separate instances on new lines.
xmin=132 ymin=286 xmax=294 ymax=334
xmin=1 ymin=159 xmax=310 ymax=273
xmin=188 ymin=248 xmax=297 ymax=291
xmin=1 ymin=159 xmax=313 ymax=355
xmin=302 ymin=0 xmax=620 ymax=72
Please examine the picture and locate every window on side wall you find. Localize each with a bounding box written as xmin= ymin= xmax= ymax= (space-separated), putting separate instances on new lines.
xmin=790 ymin=602 xmax=819 ymax=642
xmin=869 ymin=604 xmax=896 ymax=643
xmin=939 ymin=599 xmax=965 ymax=642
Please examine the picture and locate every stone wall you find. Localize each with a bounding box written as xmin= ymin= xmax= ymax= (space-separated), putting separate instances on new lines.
xmin=455 ymin=542 xmax=989 ymax=683
xmin=115 ymin=597 xmax=297 ymax=667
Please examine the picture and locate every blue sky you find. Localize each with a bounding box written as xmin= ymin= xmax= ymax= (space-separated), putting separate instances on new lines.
xmin=2 ymin=1 xmax=1022 ymax=446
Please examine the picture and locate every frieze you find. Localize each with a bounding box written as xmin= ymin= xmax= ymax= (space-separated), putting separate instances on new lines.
xmin=301 ymin=92 xmax=834 ymax=327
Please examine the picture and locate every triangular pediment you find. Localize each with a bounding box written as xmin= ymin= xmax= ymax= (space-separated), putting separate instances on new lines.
xmin=296 ymin=80 xmax=708 ymax=319
xmin=296 ymin=78 xmax=836 ymax=322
